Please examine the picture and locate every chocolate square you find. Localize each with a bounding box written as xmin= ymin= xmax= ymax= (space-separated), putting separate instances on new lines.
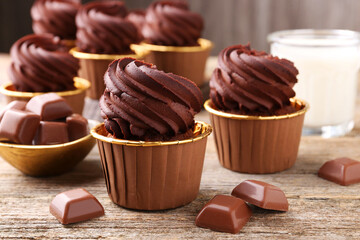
xmin=50 ymin=188 xmax=104 ymax=224
xmin=231 ymin=180 xmax=289 ymax=211
xmin=0 ymin=100 xmax=27 ymax=122
xmin=66 ymin=114 xmax=88 ymax=141
xmin=195 ymin=195 xmax=252 ymax=234
xmin=26 ymin=93 xmax=72 ymax=121
xmin=318 ymin=157 xmax=360 ymax=186
xmin=33 ymin=121 xmax=69 ymax=145
xmin=0 ymin=109 xmax=40 ymax=144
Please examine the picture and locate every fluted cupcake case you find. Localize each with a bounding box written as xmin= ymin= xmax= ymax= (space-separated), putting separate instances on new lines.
xmin=91 ymin=121 xmax=212 ymax=210
xmin=131 ymin=39 xmax=213 ymax=87
xmin=0 ymin=77 xmax=90 ymax=114
xmin=70 ymin=49 xmax=145 ymax=99
xmin=205 ymin=98 xmax=308 ymax=174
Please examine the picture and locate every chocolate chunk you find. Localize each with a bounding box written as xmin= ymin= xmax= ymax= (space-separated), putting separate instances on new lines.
xmin=66 ymin=113 xmax=88 ymax=141
xmin=33 ymin=121 xmax=69 ymax=145
xmin=231 ymin=180 xmax=289 ymax=211
xmin=50 ymin=188 xmax=104 ymax=225
xmin=195 ymin=195 xmax=252 ymax=234
xmin=26 ymin=93 xmax=72 ymax=121
xmin=0 ymin=109 xmax=40 ymax=144
xmin=0 ymin=100 xmax=27 ymax=122
xmin=318 ymin=157 xmax=360 ymax=186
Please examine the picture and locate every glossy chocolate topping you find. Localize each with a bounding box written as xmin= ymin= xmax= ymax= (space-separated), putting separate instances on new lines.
xmin=8 ymin=34 xmax=79 ymax=92
xmin=210 ymin=44 xmax=298 ymax=115
xmin=142 ymin=1 xmax=203 ymax=46
xmin=100 ymin=57 xmax=203 ymax=141
xmin=31 ymin=0 xmax=81 ymax=40
xmin=76 ymin=1 xmax=140 ymax=54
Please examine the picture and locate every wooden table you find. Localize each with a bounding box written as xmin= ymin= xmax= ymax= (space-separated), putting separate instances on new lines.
xmin=0 ymin=54 xmax=359 ymax=239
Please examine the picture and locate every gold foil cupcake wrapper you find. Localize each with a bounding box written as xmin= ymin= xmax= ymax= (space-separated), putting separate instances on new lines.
xmin=131 ymin=38 xmax=213 ymax=86
xmin=0 ymin=77 xmax=90 ymax=114
xmin=70 ymin=47 xmax=140 ymax=60
xmin=205 ymin=99 xmax=308 ymax=174
xmin=130 ymin=38 xmax=213 ymax=53
xmin=204 ymin=98 xmax=309 ymax=120
xmin=91 ymin=121 xmax=212 ymax=210
xmin=91 ymin=121 xmax=212 ymax=147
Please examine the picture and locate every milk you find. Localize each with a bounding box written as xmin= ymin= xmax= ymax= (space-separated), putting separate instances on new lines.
xmin=271 ymin=43 xmax=360 ymax=128
xmin=267 ymin=30 xmax=360 ymax=137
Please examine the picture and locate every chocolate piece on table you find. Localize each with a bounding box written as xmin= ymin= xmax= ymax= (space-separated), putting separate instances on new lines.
xmin=0 ymin=109 xmax=40 ymax=144
xmin=195 ymin=195 xmax=252 ymax=234
xmin=0 ymin=100 xmax=27 ymax=122
xmin=33 ymin=121 xmax=69 ymax=145
xmin=66 ymin=113 xmax=88 ymax=141
xmin=231 ymin=180 xmax=289 ymax=211
xmin=26 ymin=93 xmax=72 ymax=121
xmin=50 ymin=188 xmax=104 ymax=225
xmin=318 ymin=157 xmax=360 ymax=186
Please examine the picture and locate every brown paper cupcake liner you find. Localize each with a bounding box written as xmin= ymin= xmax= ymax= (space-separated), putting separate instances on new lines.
xmin=91 ymin=121 xmax=212 ymax=210
xmin=131 ymin=38 xmax=213 ymax=86
xmin=70 ymin=48 xmax=145 ymax=99
xmin=0 ymin=77 xmax=90 ymax=114
xmin=204 ymin=99 xmax=308 ymax=174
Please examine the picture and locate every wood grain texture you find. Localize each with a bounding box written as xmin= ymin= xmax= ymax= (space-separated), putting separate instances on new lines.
xmin=0 ymin=115 xmax=360 ymax=239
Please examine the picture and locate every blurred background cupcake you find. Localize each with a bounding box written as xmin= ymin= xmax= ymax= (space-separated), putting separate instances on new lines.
xmin=126 ymin=9 xmax=146 ymax=41
xmin=71 ymin=1 xmax=144 ymax=99
xmin=131 ymin=0 xmax=213 ymax=88
xmin=91 ymin=57 xmax=212 ymax=210
xmin=204 ymin=44 xmax=308 ymax=173
xmin=31 ymin=0 xmax=81 ymax=49
xmin=0 ymin=34 xmax=89 ymax=114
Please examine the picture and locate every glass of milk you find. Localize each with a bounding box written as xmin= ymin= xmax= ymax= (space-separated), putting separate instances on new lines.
xmin=268 ymin=29 xmax=360 ymax=137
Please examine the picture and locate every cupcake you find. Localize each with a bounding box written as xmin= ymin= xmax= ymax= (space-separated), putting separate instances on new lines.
xmin=131 ymin=0 xmax=213 ymax=87
xmin=126 ymin=9 xmax=146 ymax=41
xmin=0 ymin=34 xmax=89 ymax=114
xmin=204 ymin=44 xmax=308 ymax=173
xmin=91 ymin=57 xmax=212 ymax=210
xmin=31 ymin=0 xmax=81 ymax=48
xmin=71 ymin=1 xmax=144 ymax=99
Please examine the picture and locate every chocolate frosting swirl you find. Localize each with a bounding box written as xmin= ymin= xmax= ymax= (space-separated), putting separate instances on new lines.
xmin=142 ymin=1 xmax=203 ymax=46
xmin=76 ymin=1 xmax=140 ymax=54
xmin=126 ymin=10 xmax=146 ymax=41
xmin=31 ymin=0 xmax=81 ymax=40
xmin=8 ymin=34 xmax=79 ymax=92
xmin=210 ymin=44 xmax=298 ymax=115
xmin=100 ymin=57 xmax=203 ymax=141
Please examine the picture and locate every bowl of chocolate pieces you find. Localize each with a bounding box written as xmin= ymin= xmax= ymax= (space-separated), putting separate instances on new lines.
xmin=0 ymin=93 xmax=97 ymax=177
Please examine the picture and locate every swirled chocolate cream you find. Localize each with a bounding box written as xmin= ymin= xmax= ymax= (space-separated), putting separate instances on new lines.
xmin=100 ymin=58 xmax=203 ymax=141
xmin=210 ymin=44 xmax=298 ymax=116
xmin=31 ymin=0 xmax=81 ymax=40
xmin=142 ymin=1 xmax=203 ymax=46
xmin=75 ymin=1 xmax=140 ymax=54
xmin=8 ymin=34 xmax=79 ymax=92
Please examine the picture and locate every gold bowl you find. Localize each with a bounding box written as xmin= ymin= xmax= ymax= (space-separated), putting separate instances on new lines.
xmin=0 ymin=77 xmax=90 ymax=114
xmin=0 ymin=119 xmax=98 ymax=177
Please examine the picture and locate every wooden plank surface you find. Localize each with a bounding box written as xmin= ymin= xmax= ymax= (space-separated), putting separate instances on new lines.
xmin=0 ymin=55 xmax=360 ymax=239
